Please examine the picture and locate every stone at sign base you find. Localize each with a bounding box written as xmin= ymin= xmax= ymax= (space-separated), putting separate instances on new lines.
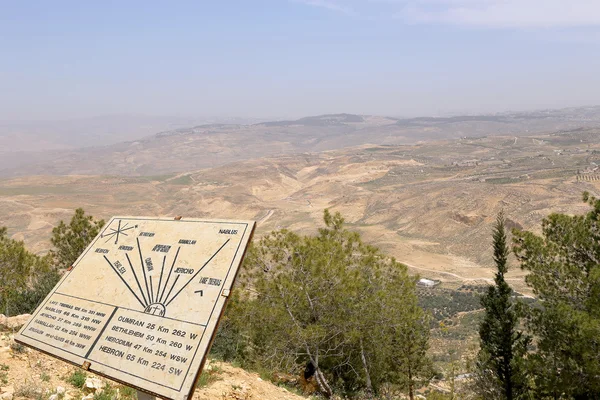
xmin=85 ymin=378 xmax=103 ymax=391
xmin=14 ymin=216 xmax=255 ymax=400
xmin=0 ymin=392 xmax=13 ymax=400
xmin=0 ymin=314 xmax=31 ymax=331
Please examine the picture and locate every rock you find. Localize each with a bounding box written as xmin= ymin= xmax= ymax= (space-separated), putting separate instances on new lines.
xmin=0 ymin=314 xmax=31 ymax=331
xmin=84 ymin=378 xmax=103 ymax=391
xmin=0 ymin=387 xmax=13 ymax=400
xmin=56 ymin=386 xmax=66 ymax=395
xmin=81 ymin=394 xmax=94 ymax=400
xmin=49 ymin=394 xmax=58 ymax=400
xmin=0 ymin=392 xmax=13 ymax=400
xmin=451 ymin=212 xmax=480 ymax=226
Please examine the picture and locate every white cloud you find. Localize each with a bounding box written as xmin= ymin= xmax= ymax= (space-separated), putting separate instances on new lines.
xmin=401 ymin=0 xmax=600 ymax=28
xmin=296 ymin=0 xmax=600 ymax=29
xmin=294 ymin=0 xmax=357 ymax=15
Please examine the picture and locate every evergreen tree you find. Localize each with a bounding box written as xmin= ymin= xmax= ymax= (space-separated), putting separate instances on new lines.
xmin=0 ymin=209 xmax=103 ymax=316
xmin=0 ymin=227 xmax=58 ymax=316
xmin=238 ymin=210 xmax=432 ymax=398
xmin=388 ymin=307 xmax=434 ymax=400
xmin=50 ymin=208 xmax=104 ymax=268
xmin=475 ymin=212 xmax=529 ymax=399
xmin=513 ymin=193 xmax=600 ymax=399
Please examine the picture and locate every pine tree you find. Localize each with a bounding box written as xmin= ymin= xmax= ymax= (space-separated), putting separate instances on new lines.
xmin=0 ymin=227 xmax=58 ymax=316
xmin=237 ymin=210 xmax=431 ymax=398
xmin=50 ymin=208 xmax=104 ymax=268
xmin=475 ymin=212 xmax=529 ymax=399
xmin=513 ymin=192 xmax=600 ymax=399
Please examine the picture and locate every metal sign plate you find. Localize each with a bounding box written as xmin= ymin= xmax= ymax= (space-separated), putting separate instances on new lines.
xmin=15 ymin=216 xmax=255 ymax=400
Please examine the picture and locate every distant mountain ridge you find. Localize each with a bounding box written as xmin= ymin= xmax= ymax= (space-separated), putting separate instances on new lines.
xmin=2 ymin=106 xmax=600 ymax=177
xmin=259 ymin=113 xmax=365 ymax=127
xmin=154 ymin=114 xmax=368 ymax=137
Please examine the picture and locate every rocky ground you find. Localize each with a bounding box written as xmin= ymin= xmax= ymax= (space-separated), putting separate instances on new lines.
xmin=0 ymin=315 xmax=307 ymax=400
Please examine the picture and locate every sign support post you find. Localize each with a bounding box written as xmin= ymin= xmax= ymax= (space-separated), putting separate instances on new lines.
xmin=137 ymin=390 xmax=156 ymax=400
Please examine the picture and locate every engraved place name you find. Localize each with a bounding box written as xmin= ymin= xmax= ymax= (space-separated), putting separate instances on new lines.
xmin=118 ymin=245 xmax=134 ymax=251
xmin=139 ymin=232 xmax=155 ymax=237
xmin=95 ymin=248 xmax=109 ymax=254
xmin=113 ymin=260 xmax=126 ymax=274
xmin=152 ymin=244 xmax=171 ymax=253
xmin=178 ymin=239 xmax=196 ymax=245
xmin=174 ymin=268 xmax=194 ymax=274
xmin=23 ymin=294 xmax=115 ymax=357
xmin=145 ymin=257 xmax=154 ymax=272
xmin=218 ymin=229 xmax=238 ymax=235
xmin=88 ymin=308 xmax=205 ymax=388
xmin=199 ymin=277 xmax=222 ymax=287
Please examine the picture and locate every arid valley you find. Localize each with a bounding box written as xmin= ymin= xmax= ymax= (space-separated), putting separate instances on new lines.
xmin=2 ymin=112 xmax=599 ymax=293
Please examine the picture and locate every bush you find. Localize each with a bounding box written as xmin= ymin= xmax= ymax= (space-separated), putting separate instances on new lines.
xmin=196 ymin=364 xmax=223 ymax=388
xmin=0 ymin=208 xmax=102 ymax=317
xmin=9 ymin=265 xmax=61 ymax=316
xmin=0 ymin=363 xmax=8 ymax=385
xmin=93 ymin=384 xmax=117 ymax=400
xmin=50 ymin=208 xmax=104 ymax=269
xmin=66 ymin=369 xmax=87 ymax=388
xmin=418 ymin=287 xmax=483 ymax=326
xmin=209 ymin=292 xmax=253 ymax=366
xmin=15 ymin=379 xmax=45 ymax=400
xmin=0 ymin=228 xmax=57 ymax=316
xmin=235 ymin=210 xmax=432 ymax=398
xmin=117 ymin=385 xmax=137 ymax=400
xmin=10 ymin=341 xmax=26 ymax=354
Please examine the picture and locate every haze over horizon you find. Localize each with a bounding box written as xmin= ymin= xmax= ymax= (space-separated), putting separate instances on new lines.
xmin=2 ymin=0 xmax=600 ymax=121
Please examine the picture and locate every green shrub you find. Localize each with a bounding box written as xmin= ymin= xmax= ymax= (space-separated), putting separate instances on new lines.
xmin=10 ymin=341 xmax=26 ymax=353
xmin=196 ymin=365 xmax=223 ymax=388
xmin=117 ymin=385 xmax=137 ymax=400
xmin=66 ymin=369 xmax=87 ymax=388
xmin=0 ymin=363 xmax=8 ymax=385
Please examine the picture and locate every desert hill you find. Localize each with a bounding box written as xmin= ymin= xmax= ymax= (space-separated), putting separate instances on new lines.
xmin=1 ymin=128 xmax=598 ymax=295
xmin=3 ymin=106 xmax=600 ymax=177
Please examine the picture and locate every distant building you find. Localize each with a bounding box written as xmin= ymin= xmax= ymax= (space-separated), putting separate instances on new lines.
xmin=452 ymin=159 xmax=479 ymax=167
xmin=581 ymin=165 xmax=599 ymax=174
xmin=417 ymin=278 xmax=438 ymax=287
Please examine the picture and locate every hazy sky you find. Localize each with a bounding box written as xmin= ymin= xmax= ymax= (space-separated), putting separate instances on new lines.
xmin=2 ymin=0 xmax=600 ymax=120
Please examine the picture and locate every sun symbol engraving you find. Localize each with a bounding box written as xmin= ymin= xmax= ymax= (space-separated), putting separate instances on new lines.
xmin=101 ymin=220 xmax=138 ymax=245
xmin=102 ymin=238 xmax=231 ymax=317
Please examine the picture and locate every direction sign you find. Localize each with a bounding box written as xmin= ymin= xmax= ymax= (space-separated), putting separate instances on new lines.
xmin=15 ymin=216 xmax=255 ymax=400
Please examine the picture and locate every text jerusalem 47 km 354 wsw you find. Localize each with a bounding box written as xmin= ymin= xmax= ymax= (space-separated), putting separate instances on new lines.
xmin=16 ymin=216 xmax=255 ymax=400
